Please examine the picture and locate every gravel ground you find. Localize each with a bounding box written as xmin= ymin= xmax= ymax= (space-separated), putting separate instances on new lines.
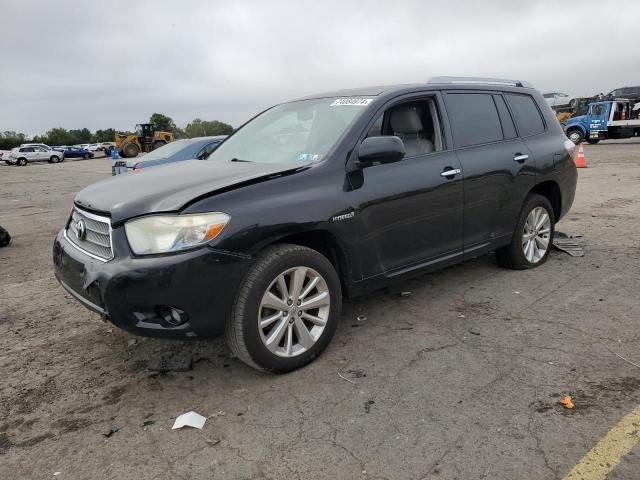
xmin=1 ymin=142 xmax=639 ymax=479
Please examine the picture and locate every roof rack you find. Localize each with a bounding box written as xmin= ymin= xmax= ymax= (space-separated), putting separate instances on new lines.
xmin=428 ymin=76 xmax=533 ymax=88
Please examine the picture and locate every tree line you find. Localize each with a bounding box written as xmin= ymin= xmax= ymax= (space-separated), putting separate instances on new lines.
xmin=0 ymin=113 xmax=234 ymax=150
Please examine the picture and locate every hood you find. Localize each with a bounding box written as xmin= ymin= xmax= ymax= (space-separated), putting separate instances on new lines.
xmin=75 ymin=160 xmax=304 ymax=224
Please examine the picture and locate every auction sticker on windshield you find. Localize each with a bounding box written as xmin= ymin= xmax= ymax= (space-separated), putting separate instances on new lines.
xmin=330 ymin=98 xmax=373 ymax=106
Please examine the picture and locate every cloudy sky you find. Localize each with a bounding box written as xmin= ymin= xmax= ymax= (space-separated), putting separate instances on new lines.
xmin=1 ymin=0 xmax=639 ymax=135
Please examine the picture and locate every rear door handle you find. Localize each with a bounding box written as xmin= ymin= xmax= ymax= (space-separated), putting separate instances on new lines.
xmin=514 ymin=154 xmax=529 ymax=162
xmin=440 ymin=168 xmax=461 ymax=178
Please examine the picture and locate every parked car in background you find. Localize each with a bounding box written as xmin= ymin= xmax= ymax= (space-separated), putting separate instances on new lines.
xmin=112 ymin=136 xmax=226 ymax=175
xmin=63 ymin=147 xmax=94 ymax=160
xmin=55 ymin=77 xmax=577 ymax=372
xmin=88 ymin=144 xmax=101 ymax=152
xmin=99 ymin=142 xmax=116 ymax=155
xmin=8 ymin=146 xmax=63 ymax=166
xmin=543 ymin=91 xmax=573 ymax=110
xmin=606 ymin=86 xmax=640 ymax=99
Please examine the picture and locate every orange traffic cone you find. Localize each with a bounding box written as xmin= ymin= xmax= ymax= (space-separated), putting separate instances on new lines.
xmin=576 ymin=142 xmax=587 ymax=168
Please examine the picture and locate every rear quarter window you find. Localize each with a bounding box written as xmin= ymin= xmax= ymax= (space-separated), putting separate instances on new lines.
xmin=505 ymin=94 xmax=545 ymax=137
xmin=445 ymin=93 xmax=503 ymax=148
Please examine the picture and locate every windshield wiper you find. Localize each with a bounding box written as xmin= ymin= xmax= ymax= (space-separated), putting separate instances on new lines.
xmin=230 ymin=158 xmax=253 ymax=163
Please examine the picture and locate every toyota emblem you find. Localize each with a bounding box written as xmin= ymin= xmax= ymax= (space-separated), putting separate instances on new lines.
xmin=75 ymin=219 xmax=86 ymax=240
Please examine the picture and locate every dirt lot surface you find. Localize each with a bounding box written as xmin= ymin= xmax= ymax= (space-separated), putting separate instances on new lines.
xmin=1 ymin=143 xmax=639 ymax=479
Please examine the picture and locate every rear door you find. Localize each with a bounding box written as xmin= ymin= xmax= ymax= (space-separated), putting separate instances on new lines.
xmin=443 ymin=91 xmax=535 ymax=256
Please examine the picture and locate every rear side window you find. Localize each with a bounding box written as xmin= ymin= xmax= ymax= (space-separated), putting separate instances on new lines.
xmin=505 ymin=94 xmax=545 ymax=137
xmin=446 ymin=93 xmax=503 ymax=147
xmin=493 ymin=95 xmax=517 ymax=140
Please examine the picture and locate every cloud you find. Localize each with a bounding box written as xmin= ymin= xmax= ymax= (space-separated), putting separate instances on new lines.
xmin=1 ymin=0 xmax=639 ymax=135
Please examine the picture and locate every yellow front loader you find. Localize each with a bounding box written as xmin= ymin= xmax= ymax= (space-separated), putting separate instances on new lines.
xmin=115 ymin=123 xmax=174 ymax=158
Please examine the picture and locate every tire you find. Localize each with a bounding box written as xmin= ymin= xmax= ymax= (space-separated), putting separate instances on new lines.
xmin=17 ymin=157 xmax=27 ymax=166
xmin=587 ymin=139 xmax=600 ymax=144
xmin=83 ymin=154 xmax=89 ymax=159
xmin=567 ymin=129 xmax=584 ymax=145
xmin=495 ymin=194 xmax=555 ymax=270
xmin=3 ymin=160 xmax=11 ymax=165
xmin=152 ymin=140 xmax=166 ymax=150
xmin=226 ymin=244 xmax=342 ymax=373
xmin=122 ymin=142 xmax=140 ymax=158
xmin=50 ymin=155 xmax=60 ymax=163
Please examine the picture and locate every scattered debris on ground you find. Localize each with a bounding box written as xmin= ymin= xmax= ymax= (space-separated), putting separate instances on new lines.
xmin=101 ymin=426 xmax=119 ymax=438
xmin=172 ymin=411 xmax=207 ymax=430
xmin=346 ymin=369 xmax=367 ymax=378
xmin=356 ymin=315 xmax=367 ymax=322
xmin=364 ymin=400 xmax=375 ymax=413
xmin=553 ymin=232 xmax=584 ymax=257
xmin=338 ymin=371 xmax=356 ymax=384
xmin=207 ymin=438 xmax=221 ymax=446
xmin=399 ymin=291 xmax=412 ymax=297
xmin=467 ymin=328 xmax=480 ymax=336
xmin=148 ymin=355 xmax=193 ymax=373
xmin=142 ymin=420 xmax=155 ymax=427
xmin=560 ymin=396 xmax=575 ymax=409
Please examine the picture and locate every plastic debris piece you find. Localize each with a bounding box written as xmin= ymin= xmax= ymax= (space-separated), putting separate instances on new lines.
xmin=399 ymin=291 xmax=412 ymax=297
xmin=467 ymin=328 xmax=480 ymax=336
xmin=553 ymin=232 xmax=584 ymax=257
xmin=53 ymin=473 xmax=61 ymax=477
xmin=172 ymin=411 xmax=207 ymax=430
xmin=148 ymin=355 xmax=193 ymax=373
xmin=356 ymin=315 xmax=367 ymax=322
xmin=208 ymin=411 xmax=226 ymax=419
xmin=102 ymin=426 xmax=119 ymax=437
xmin=142 ymin=420 xmax=155 ymax=427
xmin=207 ymin=438 xmax=221 ymax=445
xmin=560 ymin=396 xmax=575 ymax=409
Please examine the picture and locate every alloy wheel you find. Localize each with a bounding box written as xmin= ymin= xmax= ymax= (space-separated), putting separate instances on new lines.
xmin=258 ymin=266 xmax=330 ymax=358
xmin=522 ymin=206 xmax=551 ymax=263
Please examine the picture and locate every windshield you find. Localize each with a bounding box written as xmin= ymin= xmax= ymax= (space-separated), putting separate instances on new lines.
xmin=208 ymin=97 xmax=371 ymax=164
xmin=142 ymin=139 xmax=191 ymax=160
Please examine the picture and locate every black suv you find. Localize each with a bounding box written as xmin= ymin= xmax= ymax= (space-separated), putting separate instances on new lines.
xmin=53 ymin=77 xmax=577 ymax=372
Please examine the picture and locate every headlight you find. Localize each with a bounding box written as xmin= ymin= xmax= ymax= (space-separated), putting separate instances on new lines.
xmin=125 ymin=212 xmax=230 ymax=255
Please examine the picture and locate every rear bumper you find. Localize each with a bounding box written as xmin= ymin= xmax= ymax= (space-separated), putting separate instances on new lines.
xmin=53 ymin=229 xmax=253 ymax=339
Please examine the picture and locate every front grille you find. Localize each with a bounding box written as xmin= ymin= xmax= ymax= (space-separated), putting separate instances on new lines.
xmin=66 ymin=208 xmax=113 ymax=261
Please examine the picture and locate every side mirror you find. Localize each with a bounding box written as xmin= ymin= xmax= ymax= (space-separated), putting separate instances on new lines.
xmin=356 ymin=136 xmax=405 ymax=168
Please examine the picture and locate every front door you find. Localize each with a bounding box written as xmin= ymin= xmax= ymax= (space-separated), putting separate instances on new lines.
xmin=349 ymin=96 xmax=464 ymax=276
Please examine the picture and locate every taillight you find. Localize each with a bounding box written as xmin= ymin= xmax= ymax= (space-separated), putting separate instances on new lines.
xmin=133 ymin=164 xmax=141 ymax=171
xmin=564 ymin=138 xmax=577 ymax=162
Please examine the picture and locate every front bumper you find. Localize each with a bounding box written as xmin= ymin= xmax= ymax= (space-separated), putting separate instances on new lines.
xmin=53 ymin=229 xmax=253 ymax=339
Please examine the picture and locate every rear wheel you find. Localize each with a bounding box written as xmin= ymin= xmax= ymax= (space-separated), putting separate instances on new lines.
xmin=567 ymin=129 xmax=584 ymax=145
xmin=496 ymin=194 xmax=555 ymax=270
xmin=226 ymin=244 xmax=341 ymax=372
xmin=17 ymin=157 xmax=27 ymax=166
xmin=122 ymin=142 xmax=140 ymax=158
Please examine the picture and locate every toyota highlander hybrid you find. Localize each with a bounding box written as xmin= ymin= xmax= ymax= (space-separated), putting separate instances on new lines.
xmin=53 ymin=77 xmax=577 ymax=372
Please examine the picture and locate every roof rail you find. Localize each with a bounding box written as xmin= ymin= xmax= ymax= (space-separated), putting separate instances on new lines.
xmin=428 ymin=76 xmax=533 ymax=88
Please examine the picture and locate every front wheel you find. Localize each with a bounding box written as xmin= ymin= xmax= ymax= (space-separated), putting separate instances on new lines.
xmin=496 ymin=194 xmax=555 ymax=270
xmin=83 ymin=154 xmax=89 ymax=159
xmin=17 ymin=157 xmax=27 ymax=166
xmin=567 ymin=129 xmax=584 ymax=145
xmin=226 ymin=244 xmax=342 ymax=373
xmin=50 ymin=155 xmax=60 ymax=163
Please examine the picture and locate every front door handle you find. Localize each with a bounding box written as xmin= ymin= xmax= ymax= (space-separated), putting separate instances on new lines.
xmin=514 ymin=153 xmax=529 ymax=162
xmin=440 ymin=168 xmax=461 ymax=178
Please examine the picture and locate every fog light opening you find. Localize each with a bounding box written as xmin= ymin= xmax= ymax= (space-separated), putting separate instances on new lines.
xmin=158 ymin=306 xmax=189 ymax=326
